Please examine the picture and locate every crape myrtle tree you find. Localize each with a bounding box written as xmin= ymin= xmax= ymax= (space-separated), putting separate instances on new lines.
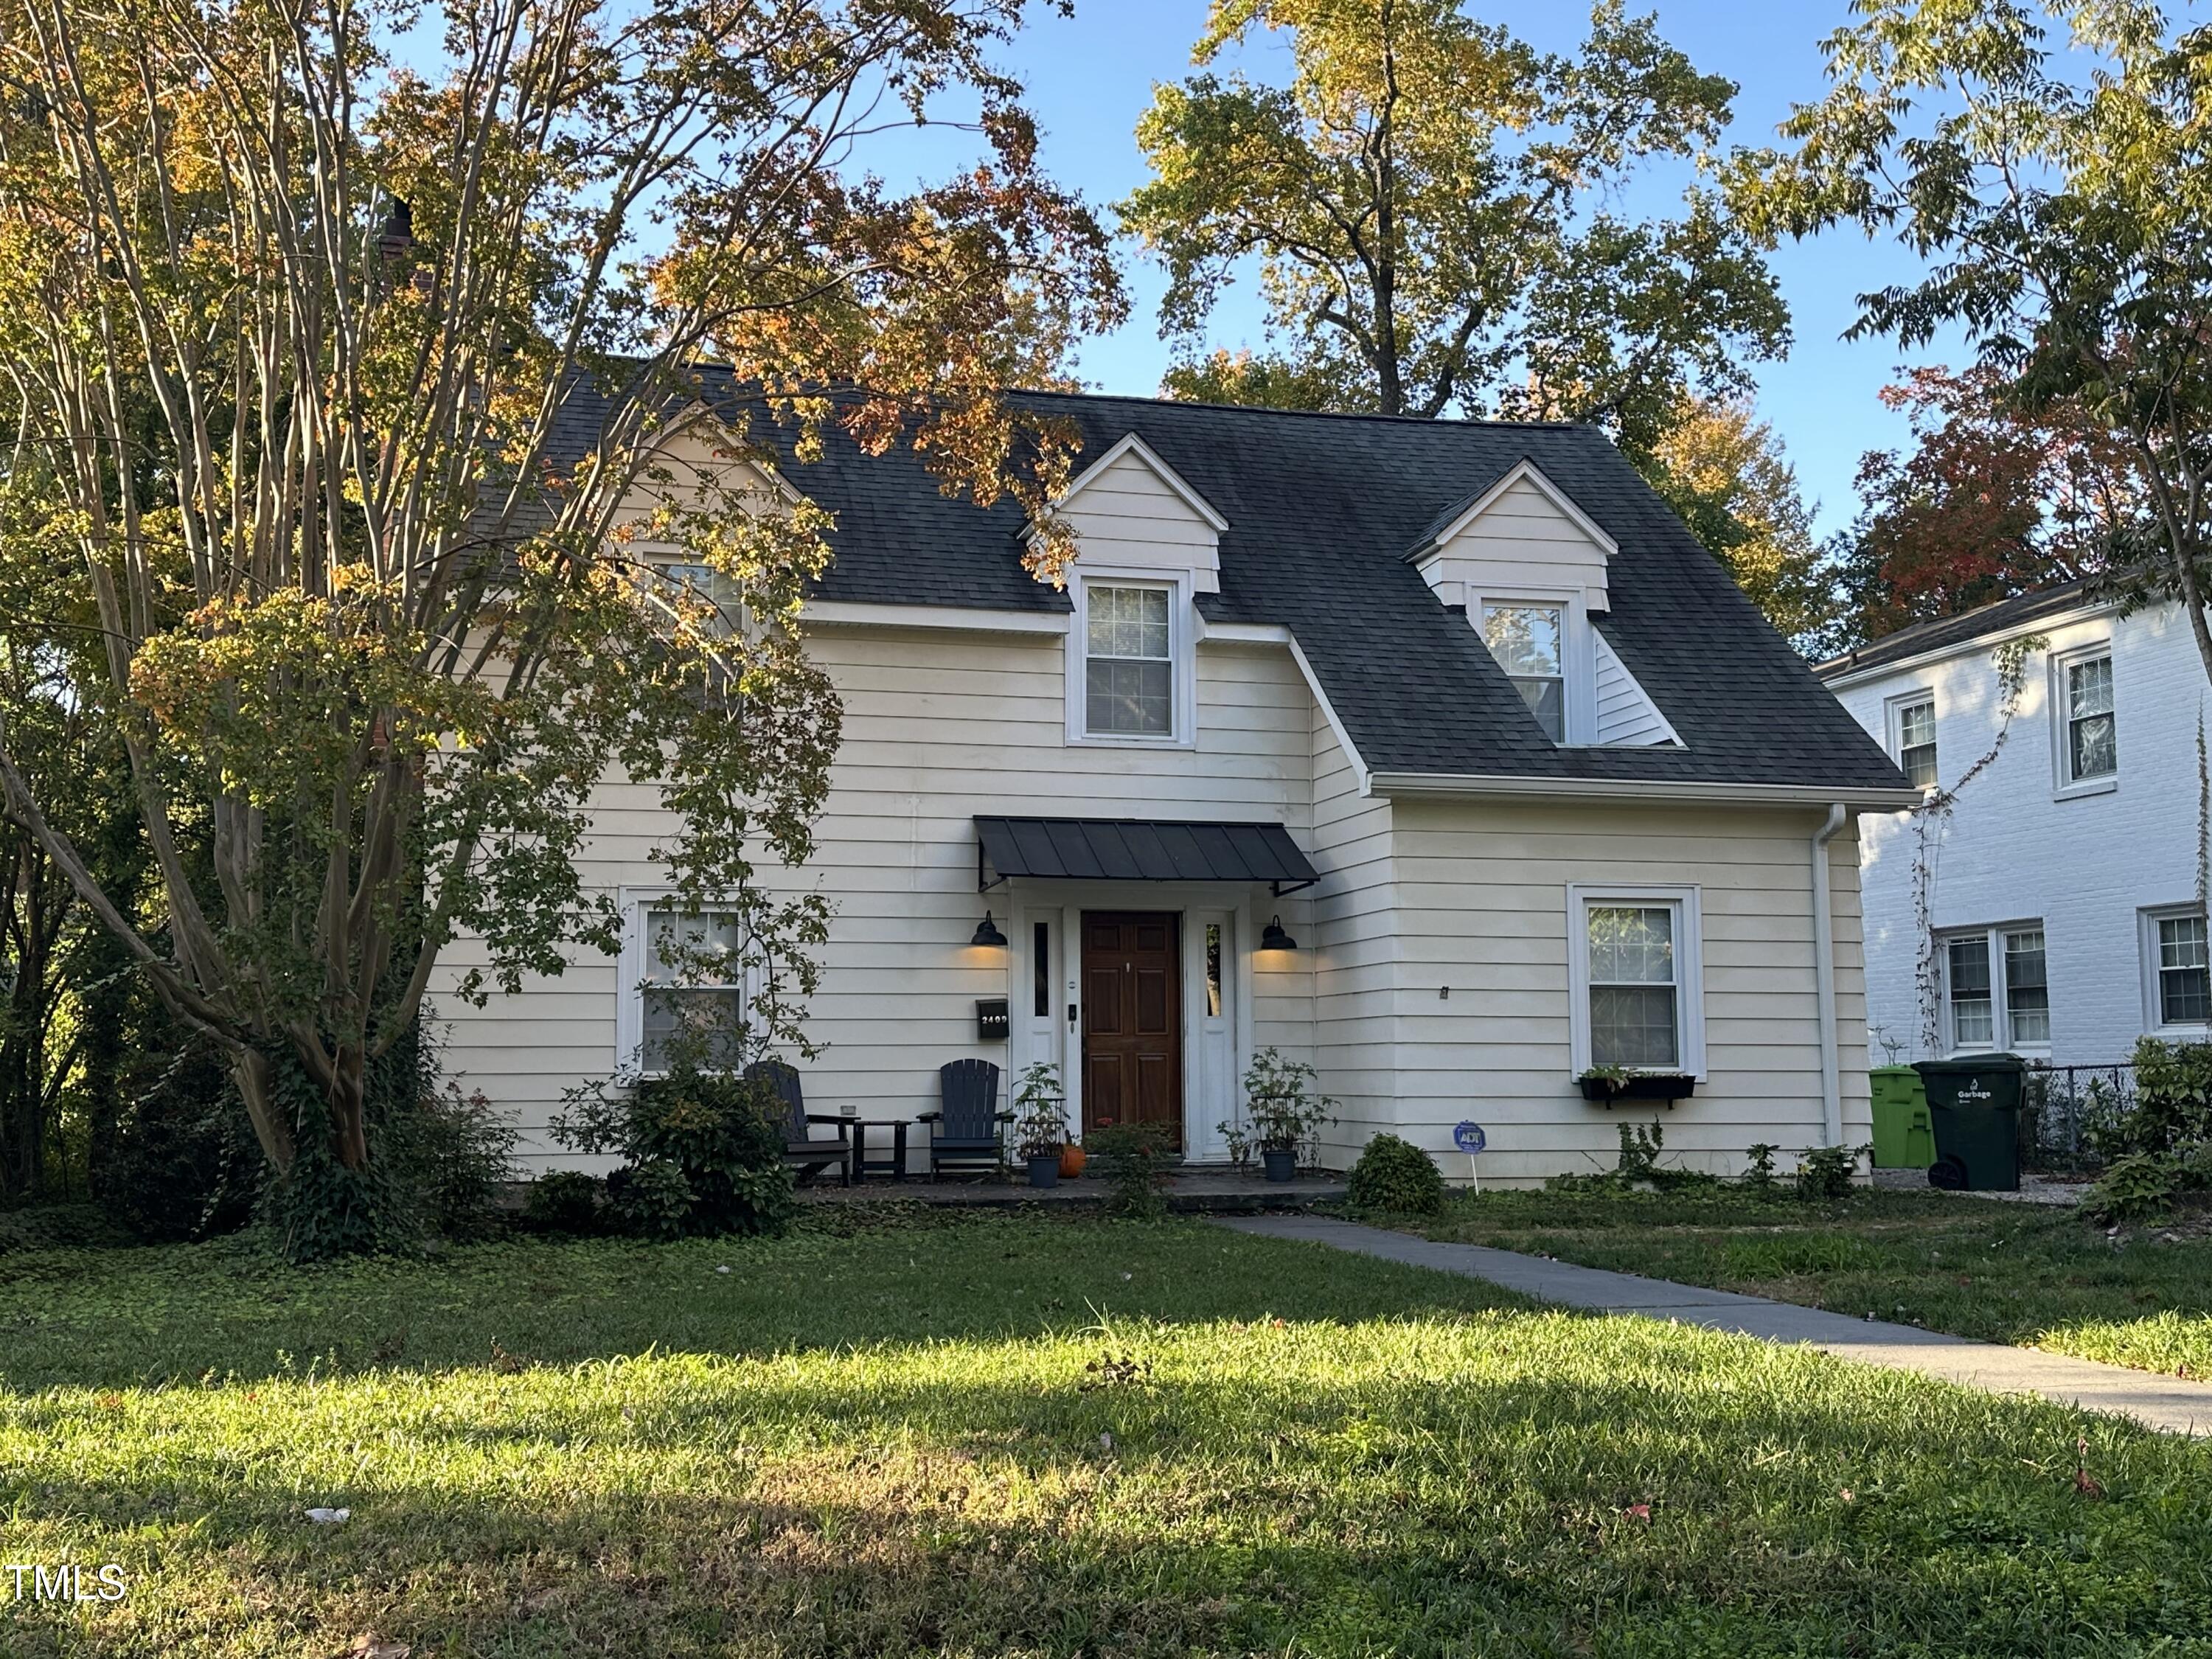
xmin=1733 ymin=0 xmax=2212 ymax=680
xmin=0 ymin=0 xmax=1121 ymax=1206
xmin=1119 ymin=0 xmax=1790 ymax=459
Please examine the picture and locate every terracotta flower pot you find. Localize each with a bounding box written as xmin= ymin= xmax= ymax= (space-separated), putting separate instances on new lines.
xmin=1058 ymin=1143 xmax=1088 ymax=1179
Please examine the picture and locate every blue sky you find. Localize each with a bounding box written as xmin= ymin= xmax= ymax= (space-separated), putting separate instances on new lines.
xmin=981 ymin=0 xmax=1970 ymax=538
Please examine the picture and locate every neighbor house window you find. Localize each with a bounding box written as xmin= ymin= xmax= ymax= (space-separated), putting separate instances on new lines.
xmin=1939 ymin=923 xmax=2051 ymax=1052
xmin=1084 ymin=584 xmax=1173 ymax=737
xmin=2055 ymin=646 xmax=2117 ymax=787
xmin=1482 ymin=602 xmax=1565 ymax=741
xmin=1895 ymin=695 xmax=1938 ymax=789
xmin=1568 ymin=886 xmax=1705 ymax=1077
xmin=2145 ymin=908 xmax=2211 ymax=1029
xmin=639 ymin=905 xmax=748 ymax=1073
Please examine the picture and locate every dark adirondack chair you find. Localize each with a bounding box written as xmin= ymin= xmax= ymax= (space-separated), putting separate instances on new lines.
xmin=917 ymin=1059 xmax=1011 ymax=1178
xmin=743 ymin=1060 xmax=852 ymax=1186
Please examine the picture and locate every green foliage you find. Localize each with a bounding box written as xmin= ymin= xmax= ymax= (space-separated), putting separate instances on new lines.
xmin=1617 ymin=1120 xmax=1666 ymax=1183
xmin=1122 ymin=0 xmax=1787 ymax=451
xmin=1011 ymin=1062 xmax=1068 ymax=1158
xmin=2129 ymin=1035 xmax=2212 ymax=1154
xmin=2087 ymin=1153 xmax=2185 ymax=1225
xmin=523 ymin=1171 xmax=603 ymax=1235
xmin=97 ymin=1039 xmax=261 ymax=1243
xmin=556 ymin=1068 xmax=794 ymax=1241
xmin=1236 ymin=1046 xmax=1338 ymax=1158
xmin=1731 ymin=1 xmax=2212 ymax=681
xmin=257 ymin=1024 xmax=516 ymax=1261
xmin=1088 ymin=1124 xmax=1173 ymax=1220
xmin=1795 ymin=1143 xmax=1865 ymax=1201
xmin=1346 ymin=1133 xmax=1447 ymax=1215
xmin=1742 ymin=1142 xmax=1780 ymax=1192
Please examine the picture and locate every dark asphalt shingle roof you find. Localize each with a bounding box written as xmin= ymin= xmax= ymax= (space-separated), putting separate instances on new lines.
xmin=553 ymin=374 xmax=1910 ymax=793
xmin=1815 ymin=577 xmax=2112 ymax=681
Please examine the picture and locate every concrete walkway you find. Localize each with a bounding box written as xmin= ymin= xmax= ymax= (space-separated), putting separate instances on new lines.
xmin=1217 ymin=1214 xmax=2212 ymax=1436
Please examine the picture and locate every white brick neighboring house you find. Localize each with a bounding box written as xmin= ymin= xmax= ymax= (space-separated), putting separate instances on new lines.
xmin=1819 ymin=580 xmax=2210 ymax=1068
xmin=439 ymin=380 xmax=1920 ymax=1183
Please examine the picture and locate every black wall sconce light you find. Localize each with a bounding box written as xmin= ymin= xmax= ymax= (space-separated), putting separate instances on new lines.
xmin=971 ymin=910 xmax=1009 ymax=948
xmin=1259 ymin=915 xmax=1298 ymax=952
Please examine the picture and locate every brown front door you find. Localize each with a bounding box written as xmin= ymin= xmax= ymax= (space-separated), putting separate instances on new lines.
xmin=1082 ymin=911 xmax=1182 ymax=1146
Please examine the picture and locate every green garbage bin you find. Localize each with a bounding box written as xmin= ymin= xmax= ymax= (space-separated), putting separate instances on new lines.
xmin=1912 ymin=1055 xmax=2028 ymax=1192
xmin=1868 ymin=1066 xmax=1936 ymax=1169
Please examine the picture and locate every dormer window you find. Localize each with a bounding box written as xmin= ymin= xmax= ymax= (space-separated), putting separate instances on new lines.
xmin=1482 ymin=602 xmax=1566 ymax=741
xmin=1086 ymin=585 xmax=1174 ymax=737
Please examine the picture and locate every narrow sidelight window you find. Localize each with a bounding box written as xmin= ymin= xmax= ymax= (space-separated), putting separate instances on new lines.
xmin=1033 ymin=921 xmax=1051 ymax=1019
xmin=1205 ymin=923 xmax=1222 ymax=1018
xmin=1482 ymin=602 xmax=1565 ymax=741
xmin=1085 ymin=585 xmax=1173 ymax=736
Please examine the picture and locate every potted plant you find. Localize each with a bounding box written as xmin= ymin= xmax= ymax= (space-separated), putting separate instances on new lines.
xmin=1577 ymin=1064 xmax=1698 ymax=1105
xmin=1012 ymin=1062 xmax=1068 ymax=1187
xmin=1237 ymin=1047 xmax=1338 ymax=1181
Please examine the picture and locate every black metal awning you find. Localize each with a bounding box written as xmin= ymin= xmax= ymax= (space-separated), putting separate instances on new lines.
xmin=975 ymin=815 xmax=1320 ymax=897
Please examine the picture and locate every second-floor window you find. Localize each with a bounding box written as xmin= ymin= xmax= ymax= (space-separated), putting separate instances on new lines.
xmin=1896 ymin=696 xmax=1937 ymax=788
xmin=1085 ymin=584 xmax=1173 ymax=737
xmin=1483 ymin=602 xmax=1565 ymax=741
xmin=2062 ymin=650 xmax=2117 ymax=785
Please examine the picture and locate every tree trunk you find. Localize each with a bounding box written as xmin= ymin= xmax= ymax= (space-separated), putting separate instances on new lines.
xmin=231 ymin=1049 xmax=298 ymax=1175
xmin=328 ymin=1043 xmax=370 ymax=1171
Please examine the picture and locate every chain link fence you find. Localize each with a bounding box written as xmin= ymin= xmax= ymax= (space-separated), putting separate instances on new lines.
xmin=2020 ymin=1062 xmax=2138 ymax=1173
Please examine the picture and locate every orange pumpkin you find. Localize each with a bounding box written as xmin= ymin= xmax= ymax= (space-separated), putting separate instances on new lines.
xmin=1058 ymin=1142 xmax=1088 ymax=1179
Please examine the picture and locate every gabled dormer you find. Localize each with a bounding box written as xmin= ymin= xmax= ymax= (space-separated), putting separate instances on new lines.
xmin=1406 ymin=459 xmax=1675 ymax=748
xmin=1028 ymin=431 xmax=1228 ymax=593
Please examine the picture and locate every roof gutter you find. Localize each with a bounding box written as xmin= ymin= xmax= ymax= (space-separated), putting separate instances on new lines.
xmin=1811 ymin=803 xmax=1848 ymax=1150
xmin=1366 ymin=771 xmax=1923 ymax=811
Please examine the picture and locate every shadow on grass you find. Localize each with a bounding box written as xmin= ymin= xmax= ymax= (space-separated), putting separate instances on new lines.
xmin=7 ymin=1352 xmax=2205 ymax=1659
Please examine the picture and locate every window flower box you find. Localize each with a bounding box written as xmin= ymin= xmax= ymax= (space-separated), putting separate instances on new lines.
xmin=1578 ymin=1072 xmax=1698 ymax=1105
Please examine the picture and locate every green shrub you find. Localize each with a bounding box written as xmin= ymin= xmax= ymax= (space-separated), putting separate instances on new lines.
xmin=1346 ymin=1133 xmax=1446 ymax=1214
xmin=523 ymin=1170 xmax=604 ymax=1234
xmin=1795 ymin=1143 xmax=1865 ymax=1200
xmin=2087 ymin=1152 xmax=2184 ymax=1224
xmin=1616 ymin=1121 xmax=1664 ymax=1183
xmin=2127 ymin=1037 xmax=2212 ymax=1156
xmin=1742 ymin=1143 xmax=1781 ymax=1192
xmin=554 ymin=1066 xmax=794 ymax=1239
xmin=1088 ymin=1124 xmax=1172 ymax=1220
xmin=99 ymin=1040 xmax=260 ymax=1243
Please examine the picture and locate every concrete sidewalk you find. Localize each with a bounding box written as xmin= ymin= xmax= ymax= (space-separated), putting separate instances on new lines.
xmin=1217 ymin=1214 xmax=2212 ymax=1436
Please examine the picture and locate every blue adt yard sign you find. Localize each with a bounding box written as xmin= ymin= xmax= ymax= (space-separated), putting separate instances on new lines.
xmin=1453 ymin=1121 xmax=1486 ymax=1192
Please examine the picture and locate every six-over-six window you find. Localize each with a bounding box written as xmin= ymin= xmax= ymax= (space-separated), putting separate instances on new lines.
xmin=1940 ymin=923 xmax=2050 ymax=1052
xmin=1481 ymin=602 xmax=1566 ymax=741
xmin=1568 ymin=887 xmax=1705 ymax=1077
xmin=1084 ymin=584 xmax=1175 ymax=737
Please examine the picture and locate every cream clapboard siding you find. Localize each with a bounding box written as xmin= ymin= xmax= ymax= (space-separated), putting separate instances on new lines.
xmin=1382 ymin=799 xmax=1871 ymax=1183
xmin=434 ymin=624 xmax=1318 ymax=1166
xmin=1415 ymin=473 xmax=1611 ymax=611
xmin=1593 ymin=633 xmax=1677 ymax=746
xmin=1307 ymin=705 xmax=1397 ymax=1164
xmin=1051 ymin=447 xmax=1221 ymax=591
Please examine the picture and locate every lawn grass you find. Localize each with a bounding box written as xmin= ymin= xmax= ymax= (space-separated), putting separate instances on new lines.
xmin=2 ymin=1210 xmax=2210 ymax=1656
xmin=1393 ymin=1184 xmax=2212 ymax=1378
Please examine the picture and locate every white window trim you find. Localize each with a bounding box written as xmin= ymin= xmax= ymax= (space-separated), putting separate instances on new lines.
xmin=1884 ymin=687 xmax=1938 ymax=792
xmin=1475 ymin=587 xmax=1596 ymax=746
xmin=2049 ymin=640 xmax=2118 ymax=799
xmin=2139 ymin=903 xmax=2211 ymax=1037
xmin=1065 ymin=569 xmax=1197 ymax=749
xmin=613 ymin=886 xmax=767 ymax=1084
xmin=1933 ymin=921 xmax=2052 ymax=1056
xmin=1565 ymin=883 xmax=1705 ymax=1079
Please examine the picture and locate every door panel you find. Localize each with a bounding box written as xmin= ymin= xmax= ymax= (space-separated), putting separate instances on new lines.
xmin=1082 ymin=911 xmax=1183 ymax=1145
